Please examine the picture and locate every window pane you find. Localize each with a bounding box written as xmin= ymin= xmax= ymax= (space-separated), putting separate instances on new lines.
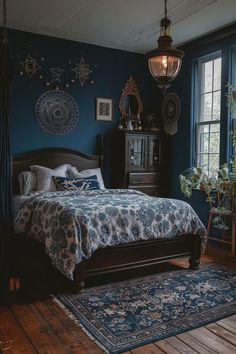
xmin=204 ymin=60 xmax=213 ymax=93
xmin=199 ymin=125 xmax=209 ymax=153
xmin=202 ymin=93 xmax=212 ymax=121
xmin=198 ymin=154 xmax=208 ymax=167
xmin=209 ymin=154 xmax=219 ymax=174
xmin=212 ymin=91 xmax=221 ymax=120
xmin=197 ymin=153 xmax=202 ymax=166
xmin=210 ymin=123 xmax=220 ymax=133
xmin=199 ymin=153 xmax=209 ymax=168
xmin=209 ymin=132 xmax=220 ymax=153
xmin=209 ymin=123 xmax=220 ymax=157
xmin=213 ymin=58 xmax=222 ymax=91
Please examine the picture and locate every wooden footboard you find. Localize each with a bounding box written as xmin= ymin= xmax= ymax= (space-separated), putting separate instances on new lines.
xmin=73 ymin=234 xmax=202 ymax=290
xmin=12 ymin=233 xmax=202 ymax=292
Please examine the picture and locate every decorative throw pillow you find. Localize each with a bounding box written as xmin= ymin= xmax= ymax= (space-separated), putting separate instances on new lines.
xmin=53 ymin=175 xmax=100 ymax=191
xmin=30 ymin=164 xmax=70 ymax=192
xmin=66 ymin=167 xmax=105 ymax=189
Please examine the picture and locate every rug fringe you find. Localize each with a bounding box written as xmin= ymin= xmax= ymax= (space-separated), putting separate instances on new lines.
xmin=52 ymin=296 xmax=109 ymax=353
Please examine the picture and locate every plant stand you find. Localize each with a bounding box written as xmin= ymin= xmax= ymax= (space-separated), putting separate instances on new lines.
xmin=207 ymin=210 xmax=235 ymax=256
xmin=207 ymin=182 xmax=236 ymax=256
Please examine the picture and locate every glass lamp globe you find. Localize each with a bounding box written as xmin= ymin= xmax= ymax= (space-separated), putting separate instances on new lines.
xmin=147 ymin=10 xmax=184 ymax=92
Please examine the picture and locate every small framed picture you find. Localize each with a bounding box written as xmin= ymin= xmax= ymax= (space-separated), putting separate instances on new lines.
xmin=96 ymin=97 xmax=113 ymax=121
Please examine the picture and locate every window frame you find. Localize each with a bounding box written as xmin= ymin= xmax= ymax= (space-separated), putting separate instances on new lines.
xmin=192 ymin=51 xmax=222 ymax=176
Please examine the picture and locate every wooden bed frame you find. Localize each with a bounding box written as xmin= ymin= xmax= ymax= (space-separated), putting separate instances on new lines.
xmin=12 ymin=147 xmax=202 ymax=290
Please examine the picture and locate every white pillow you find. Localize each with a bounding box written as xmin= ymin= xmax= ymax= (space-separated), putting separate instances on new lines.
xmin=31 ymin=164 xmax=70 ymax=192
xmin=17 ymin=171 xmax=37 ymax=195
xmin=67 ymin=167 xmax=105 ymax=189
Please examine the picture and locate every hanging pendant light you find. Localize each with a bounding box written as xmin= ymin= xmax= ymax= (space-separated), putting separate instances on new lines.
xmin=147 ymin=0 xmax=184 ymax=93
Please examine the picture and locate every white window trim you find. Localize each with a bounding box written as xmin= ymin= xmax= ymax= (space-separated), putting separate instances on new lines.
xmin=194 ymin=52 xmax=222 ymax=176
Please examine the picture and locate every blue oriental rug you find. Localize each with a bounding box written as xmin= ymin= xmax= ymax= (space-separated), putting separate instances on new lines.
xmin=55 ymin=264 xmax=236 ymax=353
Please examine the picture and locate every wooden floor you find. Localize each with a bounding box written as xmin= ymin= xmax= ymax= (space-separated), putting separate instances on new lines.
xmin=0 ymin=245 xmax=236 ymax=354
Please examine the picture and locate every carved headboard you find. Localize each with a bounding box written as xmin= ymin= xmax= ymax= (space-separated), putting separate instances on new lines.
xmin=12 ymin=147 xmax=103 ymax=194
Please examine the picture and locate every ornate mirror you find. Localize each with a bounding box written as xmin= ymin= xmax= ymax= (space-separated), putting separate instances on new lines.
xmin=119 ymin=76 xmax=143 ymax=120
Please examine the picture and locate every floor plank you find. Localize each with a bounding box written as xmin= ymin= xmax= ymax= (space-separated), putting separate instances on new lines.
xmin=217 ymin=315 xmax=236 ymax=335
xmin=10 ymin=302 xmax=69 ymax=353
xmin=0 ymin=306 xmax=37 ymax=354
xmin=205 ymin=245 xmax=236 ymax=268
xmin=165 ymin=336 xmax=198 ymax=353
xmin=176 ymin=332 xmax=218 ymax=354
xmin=188 ymin=327 xmax=236 ymax=354
xmin=34 ymin=300 xmax=95 ymax=354
xmin=206 ymin=323 xmax=236 ymax=346
xmin=131 ymin=343 xmax=165 ymax=353
xmin=155 ymin=339 xmax=183 ymax=354
xmin=45 ymin=298 xmax=103 ymax=354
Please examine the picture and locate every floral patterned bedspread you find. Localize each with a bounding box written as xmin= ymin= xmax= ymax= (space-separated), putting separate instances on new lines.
xmin=14 ymin=189 xmax=207 ymax=280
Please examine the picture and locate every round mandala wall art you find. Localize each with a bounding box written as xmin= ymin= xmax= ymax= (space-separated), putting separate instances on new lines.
xmin=35 ymin=90 xmax=79 ymax=135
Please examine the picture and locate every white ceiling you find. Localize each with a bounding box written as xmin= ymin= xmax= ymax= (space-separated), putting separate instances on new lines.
xmin=6 ymin=0 xmax=236 ymax=53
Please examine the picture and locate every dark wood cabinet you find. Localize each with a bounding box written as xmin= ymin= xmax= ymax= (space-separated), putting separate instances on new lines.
xmin=113 ymin=130 xmax=162 ymax=196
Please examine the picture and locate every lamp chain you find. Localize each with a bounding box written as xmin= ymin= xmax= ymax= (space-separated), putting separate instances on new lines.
xmin=164 ymin=0 xmax=168 ymax=34
xmin=2 ymin=0 xmax=8 ymax=44
xmin=164 ymin=0 xmax=168 ymax=19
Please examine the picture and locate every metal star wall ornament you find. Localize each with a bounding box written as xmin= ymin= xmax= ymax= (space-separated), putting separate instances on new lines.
xmin=71 ymin=57 xmax=92 ymax=87
xmin=50 ymin=67 xmax=64 ymax=83
xmin=21 ymin=55 xmax=41 ymax=78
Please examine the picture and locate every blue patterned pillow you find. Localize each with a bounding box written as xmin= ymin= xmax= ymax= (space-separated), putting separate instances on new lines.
xmin=53 ymin=175 xmax=100 ymax=191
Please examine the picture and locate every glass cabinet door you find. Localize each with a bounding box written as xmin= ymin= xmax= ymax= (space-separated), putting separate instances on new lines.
xmin=126 ymin=135 xmax=147 ymax=171
xmin=148 ymin=136 xmax=161 ymax=171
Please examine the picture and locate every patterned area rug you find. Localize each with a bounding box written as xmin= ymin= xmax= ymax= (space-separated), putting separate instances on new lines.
xmin=55 ymin=264 xmax=236 ymax=354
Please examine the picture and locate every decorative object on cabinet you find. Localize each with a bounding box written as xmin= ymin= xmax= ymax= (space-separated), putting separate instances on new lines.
xmin=146 ymin=0 xmax=184 ymax=93
xmin=96 ymin=97 xmax=113 ymax=121
xmin=126 ymin=117 xmax=133 ymax=130
xmin=113 ymin=131 xmax=162 ymax=196
xmin=162 ymin=92 xmax=180 ymax=135
xmin=35 ymin=90 xmax=79 ymax=135
xmin=119 ymin=76 xmax=143 ymax=127
xmin=118 ymin=118 xmax=124 ymax=130
xmin=143 ymin=113 xmax=161 ymax=131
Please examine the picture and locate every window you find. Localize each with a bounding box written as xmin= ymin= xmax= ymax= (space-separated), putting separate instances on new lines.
xmin=194 ymin=55 xmax=222 ymax=176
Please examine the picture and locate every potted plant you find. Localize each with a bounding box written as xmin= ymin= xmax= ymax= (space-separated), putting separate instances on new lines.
xmin=179 ymin=164 xmax=233 ymax=230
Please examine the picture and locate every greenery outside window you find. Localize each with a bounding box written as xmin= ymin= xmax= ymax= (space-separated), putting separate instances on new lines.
xmin=194 ymin=54 xmax=222 ymax=177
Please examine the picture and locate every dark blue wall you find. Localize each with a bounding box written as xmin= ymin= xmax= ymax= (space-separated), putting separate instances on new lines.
xmin=8 ymin=29 xmax=159 ymax=186
xmin=167 ymin=27 xmax=236 ymax=226
xmin=9 ymin=26 xmax=236 ymax=218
